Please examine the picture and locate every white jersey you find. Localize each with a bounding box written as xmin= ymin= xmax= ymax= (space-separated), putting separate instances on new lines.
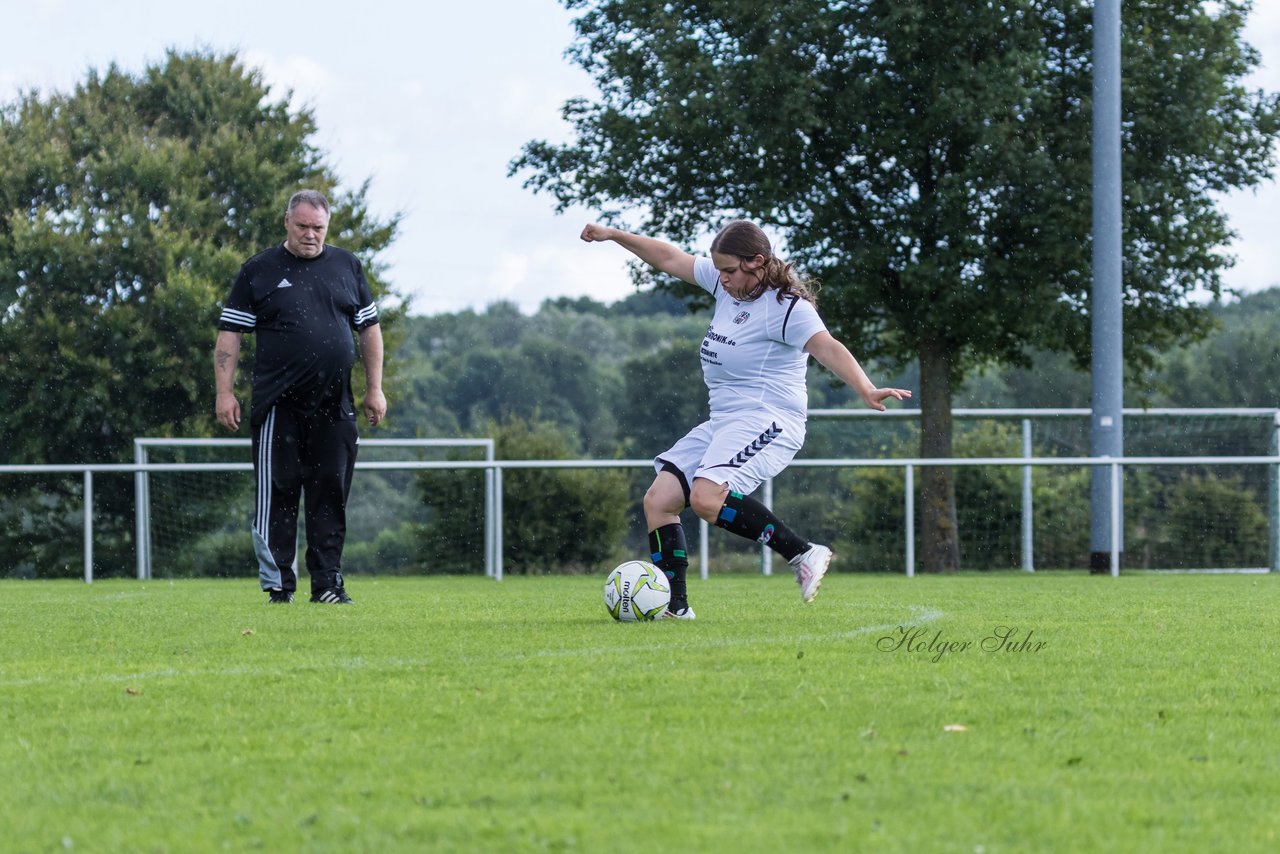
xmin=693 ymin=255 xmax=827 ymax=419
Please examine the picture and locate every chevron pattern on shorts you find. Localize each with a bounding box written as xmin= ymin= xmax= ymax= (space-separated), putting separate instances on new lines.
xmin=725 ymin=422 xmax=783 ymax=468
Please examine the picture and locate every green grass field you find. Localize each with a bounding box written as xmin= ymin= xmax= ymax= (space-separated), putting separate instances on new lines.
xmin=2 ymin=572 xmax=1278 ymax=853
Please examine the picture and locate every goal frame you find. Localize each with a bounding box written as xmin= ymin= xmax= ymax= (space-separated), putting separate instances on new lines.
xmin=132 ymin=437 xmax=496 ymax=581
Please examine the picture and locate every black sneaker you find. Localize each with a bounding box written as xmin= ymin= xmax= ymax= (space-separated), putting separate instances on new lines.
xmin=310 ymin=587 xmax=354 ymax=604
xmin=267 ymin=588 xmax=294 ymax=604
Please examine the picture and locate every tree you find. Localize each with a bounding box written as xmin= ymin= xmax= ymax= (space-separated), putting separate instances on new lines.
xmin=0 ymin=50 xmax=400 ymax=576
xmin=617 ymin=341 xmax=708 ymax=456
xmin=1152 ymin=288 xmax=1280 ymax=408
xmin=512 ymin=0 xmax=1279 ymax=571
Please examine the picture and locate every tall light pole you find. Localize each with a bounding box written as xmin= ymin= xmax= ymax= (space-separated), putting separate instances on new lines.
xmin=1090 ymin=0 xmax=1124 ymax=573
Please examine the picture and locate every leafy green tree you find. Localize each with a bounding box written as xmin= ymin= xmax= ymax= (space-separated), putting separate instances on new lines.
xmin=393 ymin=300 xmax=712 ymax=456
xmin=438 ymin=334 xmax=624 ymax=454
xmin=0 ymin=50 xmax=400 ymax=577
xmin=1151 ymin=289 xmax=1280 ymax=408
xmin=617 ymin=341 xmax=708 ymax=456
xmin=953 ymin=287 xmax=1280 ymax=411
xmin=513 ymin=0 xmax=1280 ymax=571
xmin=957 ymin=350 xmax=1091 ymax=409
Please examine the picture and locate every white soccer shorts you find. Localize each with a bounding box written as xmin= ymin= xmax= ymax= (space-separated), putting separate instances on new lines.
xmin=655 ymin=411 xmax=806 ymax=498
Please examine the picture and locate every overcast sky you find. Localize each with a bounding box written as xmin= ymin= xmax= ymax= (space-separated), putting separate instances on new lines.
xmin=3 ymin=0 xmax=1278 ymax=315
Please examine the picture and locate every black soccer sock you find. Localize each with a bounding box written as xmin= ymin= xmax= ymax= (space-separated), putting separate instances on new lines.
xmin=714 ymin=490 xmax=809 ymax=561
xmin=649 ymin=523 xmax=688 ymax=605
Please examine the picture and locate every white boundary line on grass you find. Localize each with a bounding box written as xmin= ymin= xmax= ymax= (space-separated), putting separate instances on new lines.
xmin=0 ymin=607 xmax=945 ymax=689
xmin=518 ymin=604 xmax=947 ymax=660
xmin=798 ymin=605 xmax=946 ymax=644
xmin=0 ymin=657 xmax=439 ymax=690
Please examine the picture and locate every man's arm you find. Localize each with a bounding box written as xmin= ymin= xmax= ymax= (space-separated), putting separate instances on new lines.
xmin=359 ymin=324 xmax=386 ymax=426
xmin=214 ymin=329 xmax=243 ymax=431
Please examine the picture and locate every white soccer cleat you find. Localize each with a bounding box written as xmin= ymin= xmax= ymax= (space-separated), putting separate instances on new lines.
xmin=790 ymin=544 xmax=833 ymax=603
xmin=657 ymin=603 xmax=697 ymax=620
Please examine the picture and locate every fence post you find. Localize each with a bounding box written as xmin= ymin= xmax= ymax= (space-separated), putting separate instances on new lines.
xmin=1271 ymin=412 xmax=1279 ymax=573
xmin=760 ymin=477 xmax=774 ymax=576
xmin=905 ymin=464 xmax=915 ymax=577
xmin=484 ymin=465 xmax=495 ymax=579
xmin=699 ymin=518 xmax=709 ymax=580
xmin=495 ymin=466 xmax=506 ymax=581
xmin=492 ymin=466 xmax=504 ymax=581
xmin=134 ymin=441 xmax=148 ymax=580
xmin=1022 ymin=419 xmax=1035 ymax=572
xmin=83 ymin=470 xmax=94 ymax=584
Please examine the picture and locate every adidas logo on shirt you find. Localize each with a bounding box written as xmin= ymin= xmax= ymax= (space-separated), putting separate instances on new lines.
xmin=277 ymin=278 xmax=293 ymax=289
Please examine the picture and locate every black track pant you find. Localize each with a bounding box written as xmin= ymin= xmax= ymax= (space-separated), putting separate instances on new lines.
xmin=251 ymin=404 xmax=358 ymax=593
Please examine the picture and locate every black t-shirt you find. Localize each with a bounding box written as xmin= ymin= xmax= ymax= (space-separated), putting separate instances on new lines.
xmin=218 ymin=244 xmax=379 ymax=427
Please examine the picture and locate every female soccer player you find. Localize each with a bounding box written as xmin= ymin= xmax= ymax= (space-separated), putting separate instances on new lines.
xmin=581 ymin=220 xmax=910 ymax=618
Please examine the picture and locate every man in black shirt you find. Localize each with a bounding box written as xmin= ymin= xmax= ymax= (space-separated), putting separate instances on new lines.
xmin=214 ymin=189 xmax=386 ymax=604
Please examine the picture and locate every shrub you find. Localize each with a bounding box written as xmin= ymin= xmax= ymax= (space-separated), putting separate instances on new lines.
xmin=416 ymin=417 xmax=631 ymax=574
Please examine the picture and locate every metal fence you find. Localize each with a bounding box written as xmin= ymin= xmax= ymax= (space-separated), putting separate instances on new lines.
xmin=3 ymin=450 xmax=1277 ymax=582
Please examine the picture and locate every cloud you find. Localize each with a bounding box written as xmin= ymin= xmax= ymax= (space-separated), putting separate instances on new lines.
xmin=1218 ymin=4 xmax=1280 ymax=294
xmin=1243 ymin=1 xmax=1280 ymax=89
xmin=1220 ymin=184 xmax=1280 ymax=292
xmin=473 ymin=242 xmax=641 ymax=314
xmin=496 ymin=73 xmax=588 ymax=143
xmin=240 ymin=49 xmax=335 ymax=107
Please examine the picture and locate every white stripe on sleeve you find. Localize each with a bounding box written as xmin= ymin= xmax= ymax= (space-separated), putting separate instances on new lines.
xmin=219 ymin=307 xmax=257 ymax=328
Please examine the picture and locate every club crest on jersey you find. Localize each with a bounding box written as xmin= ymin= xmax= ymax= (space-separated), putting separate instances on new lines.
xmin=732 ymin=310 xmax=750 ymax=324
